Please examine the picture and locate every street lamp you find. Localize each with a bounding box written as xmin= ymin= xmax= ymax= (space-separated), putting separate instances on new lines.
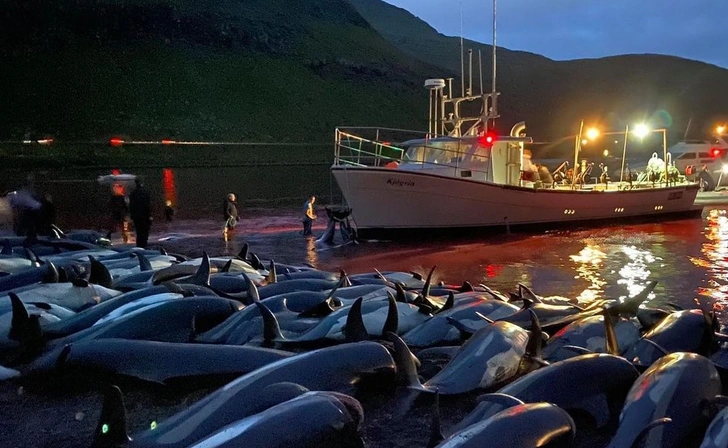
xmin=631 ymin=123 xmax=668 ymax=184
xmin=586 ymin=127 xmax=600 ymax=141
xmin=632 ymin=123 xmax=651 ymax=139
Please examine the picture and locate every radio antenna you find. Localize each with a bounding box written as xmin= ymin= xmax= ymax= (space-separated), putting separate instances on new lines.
xmin=460 ymin=0 xmax=465 ymax=97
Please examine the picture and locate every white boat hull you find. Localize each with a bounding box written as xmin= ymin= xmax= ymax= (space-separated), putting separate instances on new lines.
xmin=332 ymin=166 xmax=701 ymax=236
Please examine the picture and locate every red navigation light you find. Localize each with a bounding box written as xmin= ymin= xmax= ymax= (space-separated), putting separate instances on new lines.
xmin=711 ymin=147 xmax=723 ymax=158
xmin=109 ymin=138 xmax=124 ymax=147
xmin=161 ymin=139 xmax=175 ymax=145
xmin=478 ymin=132 xmax=497 ymax=147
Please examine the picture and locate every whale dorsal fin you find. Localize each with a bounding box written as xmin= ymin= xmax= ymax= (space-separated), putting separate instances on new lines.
xmin=237 ymin=243 xmax=249 ymax=261
xmin=93 ymin=385 xmax=131 ymax=447
xmin=426 ymin=391 xmax=443 ymax=448
xmin=339 ymin=269 xmax=351 ymax=287
xmin=437 ymin=291 xmax=455 ymax=314
xmin=382 ymin=292 xmax=399 ymax=337
xmin=603 ymin=307 xmax=620 ymax=355
xmin=136 ymin=252 xmax=152 ymax=272
xmin=255 ymin=302 xmax=284 ymax=344
xmin=344 ymin=297 xmax=368 ymax=342
xmin=267 ymin=260 xmax=277 ymax=284
xmin=387 ymin=332 xmax=422 ymax=389
xmin=8 ymin=292 xmax=29 ymax=343
xmin=459 ymin=281 xmax=474 ymax=293
xmin=422 ymin=265 xmax=437 ymax=298
xmin=25 ymin=247 xmax=39 ymax=265
xmin=250 ymin=253 xmax=264 ymax=270
xmin=524 ymin=308 xmax=544 ymax=360
xmin=630 ymin=418 xmax=672 ymax=448
xmin=88 ymin=256 xmax=112 ymax=288
xmin=189 ymin=252 xmax=211 ymax=287
xmin=43 ymin=261 xmax=59 ymax=284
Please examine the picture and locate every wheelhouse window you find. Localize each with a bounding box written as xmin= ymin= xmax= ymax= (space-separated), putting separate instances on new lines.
xmin=676 ymin=152 xmax=696 ymax=160
xmin=403 ymin=141 xmax=463 ymax=165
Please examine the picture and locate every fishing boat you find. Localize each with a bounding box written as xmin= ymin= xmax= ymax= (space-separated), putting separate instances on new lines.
xmin=330 ymin=9 xmax=701 ymax=239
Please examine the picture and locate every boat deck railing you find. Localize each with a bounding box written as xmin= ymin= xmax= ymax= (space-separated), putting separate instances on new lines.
xmin=334 ymin=128 xmax=700 ymax=191
xmin=334 ymin=127 xmax=430 ymax=168
xmin=334 ymin=127 xmax=481 ymax=171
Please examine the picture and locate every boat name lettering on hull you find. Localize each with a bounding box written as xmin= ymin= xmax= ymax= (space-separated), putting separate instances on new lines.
xmin=667 ymin=191 xmax=684 ymax=200
xmin=387 ymin=178 xmax=415 ymax=187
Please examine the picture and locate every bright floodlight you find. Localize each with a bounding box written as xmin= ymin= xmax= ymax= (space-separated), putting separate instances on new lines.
xmin=633 ymin=124 xmax=651 ymax=139
xmin=581 ymin=139 xmax=589 ymax=146
xmin=603 ymin=149 xmax=609 ymax=157
xmin=718 ymin=125 xmax=726 ymax=135
xmin=586 ymin=127 xmax=600 ymax=141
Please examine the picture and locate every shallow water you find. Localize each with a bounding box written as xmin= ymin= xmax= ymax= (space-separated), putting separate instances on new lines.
xmin=149 ymin=206 xmax=728 ymax=319
xmin=3 ymin=164 xmax=728 ymax=316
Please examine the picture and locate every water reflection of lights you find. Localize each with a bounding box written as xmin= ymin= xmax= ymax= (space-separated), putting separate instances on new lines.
xmin=569 ymin=244 xmax=607 ymax=303
xmin=617 ymin=245 xmax=655 ymax=299
xmin=162 ymin=168 xmax=177 ymax=207
xmin=694 ymin=208 xmax=728 ymax=308
xmin=485 ymin=264 xmax=504 ymax=278
xmin=305 ymin=237 xmax=319 ymax=267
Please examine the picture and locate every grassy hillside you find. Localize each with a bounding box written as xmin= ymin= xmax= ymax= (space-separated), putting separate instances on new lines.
xmin=0 ymin=0 xmax=445 ymax=144
xmin=350 ymin=0 xmax=728 ymax=151
xmin=2 ymin=0 xmax=727 ymax=167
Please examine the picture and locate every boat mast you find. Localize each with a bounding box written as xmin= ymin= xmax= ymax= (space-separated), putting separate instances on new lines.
xmin=460 ymin=1 xmax=465 ymax=98
xmin=490 ymin=0 xmax=497 ymax=127
xmin=572 ymin=120 xmax=585 ymax=187
xmin=438 ymin=0 xmax=500 ymax=137
xmin=479 ymin=50 xmax=484 ymax=94
xmin=620 ymin=125 xmax=629 ymax=184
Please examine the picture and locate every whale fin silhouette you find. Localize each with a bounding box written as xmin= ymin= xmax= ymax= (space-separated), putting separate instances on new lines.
xmin=189 ymin=252 xmax=211 ymax=287
xmin=382 ymin=292 xmax=399 ymax=337
xmin=344 ymin=297 xmax=368 ymax=343
xmin=267 ymin=260 xmax=277 ymax=284
xmin=88 ymin=256 xmax=112 ymax=288
xmin=255 ymin=301 xmax=284 ymax=344
xmin=92 ymin=385 xmax=131 ymax=448
xmin=136 ymin=252 xmax=152 ymax=272
xmin=437 ymin=291 xmax=455 ymax=314
xmin=426 ymin=391 xmax=443 ymax=448
xmin=603 ymin=307 xmax=620 ymax=356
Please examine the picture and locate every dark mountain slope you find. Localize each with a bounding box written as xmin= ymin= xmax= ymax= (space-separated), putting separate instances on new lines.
xmin=350 ymin=0 xmax=728 ymax=148
xmin=0 ymin=0 xmax=444 ymax=141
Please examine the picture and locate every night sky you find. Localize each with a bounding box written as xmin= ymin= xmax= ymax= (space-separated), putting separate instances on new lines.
xmin=384 ymin=0 xmax=728 ymax=69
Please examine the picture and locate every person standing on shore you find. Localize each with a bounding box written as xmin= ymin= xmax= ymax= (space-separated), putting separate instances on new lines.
xmin=223 ymin=193 xmax=239 ymax=241
xmin=302 ymin=195 xmax=317 ymax=236
xmin=129 ymin=179 xmax=152 ymax=248
xmin=108 ymin=180 xmax=131 ymax=243
xmin=37 ymin=193 xmax=56 ymax=236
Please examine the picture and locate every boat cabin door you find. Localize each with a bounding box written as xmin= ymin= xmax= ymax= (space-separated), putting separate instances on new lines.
xmin=489 ymin=141 xmax=524 ymax=186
